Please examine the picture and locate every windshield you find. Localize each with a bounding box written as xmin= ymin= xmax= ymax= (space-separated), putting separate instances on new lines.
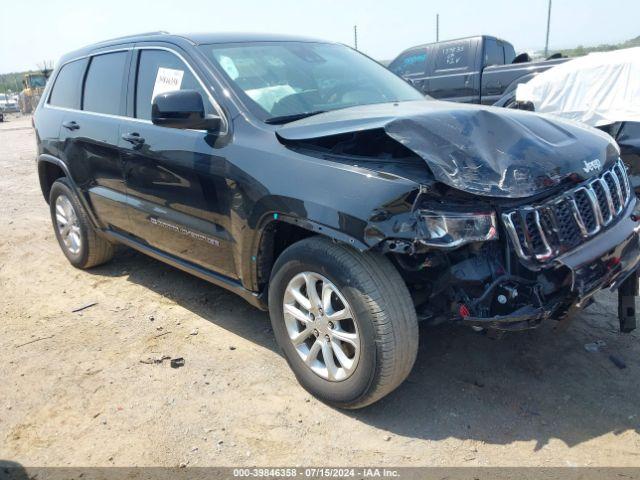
xmin=202 ymin=42 xmax=424 ymax=122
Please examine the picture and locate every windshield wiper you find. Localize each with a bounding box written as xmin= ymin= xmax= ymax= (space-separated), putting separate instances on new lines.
xmin=265 ymin=110 xmax=326 ymax=125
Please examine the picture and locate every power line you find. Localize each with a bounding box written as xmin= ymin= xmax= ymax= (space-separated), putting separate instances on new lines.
xmin=544 ymin=0 xmax=552 ymax=57
xmin=353 ymin=25 xmax=358 ymax=50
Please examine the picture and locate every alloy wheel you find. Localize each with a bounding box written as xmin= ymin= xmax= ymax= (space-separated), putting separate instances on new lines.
xmin=282 ymin=272 xmax=360 ymax=381
xmin=55 ymin=194 xmax=82 ymax=255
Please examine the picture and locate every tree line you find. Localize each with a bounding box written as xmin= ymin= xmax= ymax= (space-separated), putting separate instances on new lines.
xmin=549 ymin=35 xmax=640 ymax=58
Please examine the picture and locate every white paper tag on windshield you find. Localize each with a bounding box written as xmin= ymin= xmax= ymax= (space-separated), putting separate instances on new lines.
xmin=151 ymin=67 xmax=184 ymax=103
xmin=218 ymin=55 xmax=239 ymax=80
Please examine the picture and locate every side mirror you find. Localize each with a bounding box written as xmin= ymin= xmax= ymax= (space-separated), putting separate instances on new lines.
xmin=151 ymin=90 xmax=221 ymax=132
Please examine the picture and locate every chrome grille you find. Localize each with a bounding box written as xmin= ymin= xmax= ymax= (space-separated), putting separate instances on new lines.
xmin=502 ymin=159 xmax=631 ymax=263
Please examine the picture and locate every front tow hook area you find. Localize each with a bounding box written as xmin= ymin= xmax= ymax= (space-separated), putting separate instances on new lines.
xmin=612 ymin=209 xmax=640 ymax=333
xmin=618 ymin=271 xmax=639 ymax=333
xmin=462 ymin=303 xmax=560 ymax=331
xmin=457 ymin=274 xmax=561 ymax=331
xmin=619 ymin=212 xmax=640 ymax=333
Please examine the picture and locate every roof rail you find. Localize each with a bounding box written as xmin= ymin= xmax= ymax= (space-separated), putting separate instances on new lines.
xmin=94 ymin=31 xmax=170 ymax=45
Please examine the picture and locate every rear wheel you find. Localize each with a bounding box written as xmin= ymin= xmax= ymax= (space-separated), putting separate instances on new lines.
xmin=268 ymin=236 xmax=419 ymax=409
xmin=49 ymin=178 xmax=114 ymax=269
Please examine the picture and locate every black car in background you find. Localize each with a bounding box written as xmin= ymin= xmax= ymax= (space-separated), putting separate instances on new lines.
xmin=389 ymin=35 xmax=567 ymax=104
xmin=33 ymin=32 xmax=640 ymax=408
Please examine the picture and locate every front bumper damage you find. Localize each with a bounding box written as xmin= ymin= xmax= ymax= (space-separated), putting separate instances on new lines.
xmin=461 ymin=198 xmax=640 ymax=331
xmin=460 ymin=276 xmax=563 ymax=331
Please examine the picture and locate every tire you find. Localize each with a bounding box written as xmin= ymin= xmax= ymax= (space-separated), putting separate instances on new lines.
xmin=49 ymin=178 xmax=114 ymax=269
xmin=268 ymin=236 xmax=419 ymax=409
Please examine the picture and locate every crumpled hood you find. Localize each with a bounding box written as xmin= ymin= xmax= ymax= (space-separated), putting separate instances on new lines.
xmin=277 ymin=100 xmax=619 ymax=198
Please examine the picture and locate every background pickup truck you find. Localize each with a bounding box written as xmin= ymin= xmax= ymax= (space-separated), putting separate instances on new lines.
xmin=388 ymin=35 xmax=568 ymax=105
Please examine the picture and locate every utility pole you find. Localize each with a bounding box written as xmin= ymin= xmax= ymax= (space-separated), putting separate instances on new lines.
xmin=353 ymin=25 xmax=358 ymax=50
xmin=544 ymin=0 xmax=552 ymax=57
xmin=436 ymin=14 xmax=439 ymax=42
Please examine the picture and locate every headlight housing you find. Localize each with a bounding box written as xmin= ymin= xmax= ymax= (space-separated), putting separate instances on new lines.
xmin=419 ymin=210 xmax=498 ymax=248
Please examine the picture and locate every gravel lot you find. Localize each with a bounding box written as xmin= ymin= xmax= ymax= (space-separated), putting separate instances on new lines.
xmin=1 ymin=115 xmax=640 ymax=467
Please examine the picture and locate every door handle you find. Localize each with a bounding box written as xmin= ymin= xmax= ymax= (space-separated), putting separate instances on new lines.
xmin=122 ymin=132 xmax=145 ymax=146
xmin=62 ymin=120 xmax=79 ymax=131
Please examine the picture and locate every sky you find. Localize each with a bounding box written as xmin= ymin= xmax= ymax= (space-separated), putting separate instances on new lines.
xmin=1 ymin=0 xmax=638 ymax=73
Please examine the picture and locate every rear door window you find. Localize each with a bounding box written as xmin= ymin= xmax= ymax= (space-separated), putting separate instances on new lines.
xmin=434 ymin=41 xmax=471 ymax=71
xmin=83 ymin=52 xmax=128 ymax=115
xmin=389 ymin=49 xmax=428 ymax=76
xmin=134 ymin=49 xmax=212 ymax=120
xmin=48 ymin=59 xmax=87 ymax=109
xmin=484 ymin=38 xmax=504 ymax=67
xmin=504 ymin=43 xmax=516 ymax=64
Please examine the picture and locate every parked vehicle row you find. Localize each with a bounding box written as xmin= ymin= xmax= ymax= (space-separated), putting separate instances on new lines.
xmin=34 ymin=32 xmax=640 ymax=408
xmin=0 ymin=93 xmax=20 ymax=120
xmin=388 ymin=35 xmax=567 ymax=104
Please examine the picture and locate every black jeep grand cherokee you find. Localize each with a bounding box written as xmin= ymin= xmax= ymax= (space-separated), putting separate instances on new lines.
xmin=34 ymin=32 xmax=640 ymax=408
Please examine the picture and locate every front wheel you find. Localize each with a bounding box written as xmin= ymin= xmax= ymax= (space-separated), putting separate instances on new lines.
xmin=268 ymin=237 xmax=418 ymax=409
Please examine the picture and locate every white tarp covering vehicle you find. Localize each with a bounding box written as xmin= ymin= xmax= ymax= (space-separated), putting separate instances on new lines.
xmin=515 ymin=47 xmax=640 ymax=194
xmin=515 ymin=47 xmax=640 ymax=127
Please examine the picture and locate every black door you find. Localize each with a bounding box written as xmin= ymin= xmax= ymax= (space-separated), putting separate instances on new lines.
xmin=120 ymin=47 xmax=237 ymax=278
xmin=427 ymin=39 xmax=479 ymax=103
xmin=60 ymin=50 xmax=131 ymax=232
xmin=479 ymin=38 xmax=507 ymax=105
xmin=42 ymin=57 xmax=86 ymax=170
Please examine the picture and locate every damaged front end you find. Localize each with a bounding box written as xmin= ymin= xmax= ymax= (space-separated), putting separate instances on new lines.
xmin=277 ymin=101 xmax=640 ymax=332
xmin=377 ymin=157 xmax=640 ymax=332
xmin=409 ymin=163 xmax=640 ymax=332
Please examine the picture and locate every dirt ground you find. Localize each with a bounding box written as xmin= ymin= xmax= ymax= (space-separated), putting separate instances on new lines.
xmin=1 ymin=114 xmax=640 ymax=467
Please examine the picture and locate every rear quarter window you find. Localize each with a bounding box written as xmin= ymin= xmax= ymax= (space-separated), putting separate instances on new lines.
xmin=504 ymin=43 xmax=516 ymax=64
xmin=484 ymin=38 xmax=504 ymax=67
xmin=48 ymin=59 xmax=87 ymax=109
xmin=83 ymin=52 xmax=128 ymax=115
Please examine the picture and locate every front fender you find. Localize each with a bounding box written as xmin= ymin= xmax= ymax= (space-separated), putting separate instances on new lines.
xmin=239 ymin=186 xmax=420 ymax=292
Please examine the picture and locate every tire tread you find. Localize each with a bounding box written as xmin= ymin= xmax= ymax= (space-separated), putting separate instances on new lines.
xmin=50 ymin=178 xmax=114 ymax=269
xmin=271 ymin=236 xmax=418 ymax=409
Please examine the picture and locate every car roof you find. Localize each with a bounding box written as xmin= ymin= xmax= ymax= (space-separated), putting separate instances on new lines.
xmin=393 ymin=35 xmax=509 ymax=58
xmin=58 ymin=31 xmax=333 ymax=64
xmin=180 ymin=32 xmax=330 ymax=45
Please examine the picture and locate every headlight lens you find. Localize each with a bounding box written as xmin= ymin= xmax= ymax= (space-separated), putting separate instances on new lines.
xmin=419 ymin=210 xmax=498 ymax=248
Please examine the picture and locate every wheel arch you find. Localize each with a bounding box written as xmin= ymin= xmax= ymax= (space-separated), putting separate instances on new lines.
xmin=38 ymin=155 xmax=68 ymax=203
xmin=37 ymin=154 xmax=100 ymax=228
xmin=248 ymin=213 xmax=369 ymax=294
